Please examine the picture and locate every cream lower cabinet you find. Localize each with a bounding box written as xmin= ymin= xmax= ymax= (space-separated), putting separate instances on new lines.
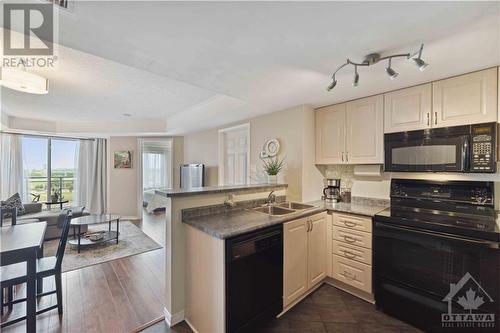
xmin=283 ymin=212 xmax=327 ymax=308
xmin=329 ymin=212 xmax=373 ymax=295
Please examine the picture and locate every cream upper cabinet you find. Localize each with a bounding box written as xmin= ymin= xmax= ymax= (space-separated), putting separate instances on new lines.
xmin=283 ymin=218 xmax=308 ymax=308
xmin=384 ymin=84 xmax=432 ymax=133
xmin=315 ymin=104 xmax=346 ymax=164
xmin=346 ymin=95 xmax=384 ymax=164
xmin=433 ymin=68 xmax=498 ymax=128
xmin=307 ymin=214 xmax=327 ymax=288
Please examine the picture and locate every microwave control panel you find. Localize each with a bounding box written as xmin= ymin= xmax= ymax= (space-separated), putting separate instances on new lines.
xmin=471 ymin=123 xmax=496 ymax=172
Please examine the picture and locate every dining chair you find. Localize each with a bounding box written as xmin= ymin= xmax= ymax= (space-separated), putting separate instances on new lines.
xmin=0 ymin=211 xmax=72 ymax=327
xmin=0 ymin=207 xmax=17 ymax=227
xmin=0 ymin=207 xmax=17 ymax=315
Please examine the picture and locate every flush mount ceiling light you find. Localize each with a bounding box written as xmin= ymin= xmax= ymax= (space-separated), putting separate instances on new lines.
xmin=326 ymin=44 xmax=428 ymax=91
xmin=0 ymin=68 xmax=49 ymax=94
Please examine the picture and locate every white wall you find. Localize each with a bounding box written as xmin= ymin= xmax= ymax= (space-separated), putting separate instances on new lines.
xmin=182 ymin=105 xmax=324 ymax=202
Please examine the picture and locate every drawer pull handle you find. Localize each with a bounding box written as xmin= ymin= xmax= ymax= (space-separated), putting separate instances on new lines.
xmin=343 ymin=235 xmax=356 ymax=243
xmin=342 ymin=271 xmax=356 ymax=280
xmin=343 ymin=250 xmax=357 ymax=259
xmin=343 ymin=220 xmax=357 ymax=228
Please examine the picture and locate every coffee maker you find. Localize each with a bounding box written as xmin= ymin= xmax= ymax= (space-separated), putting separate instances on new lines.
xmin=323 ymin=178 xmax=341 ymax=203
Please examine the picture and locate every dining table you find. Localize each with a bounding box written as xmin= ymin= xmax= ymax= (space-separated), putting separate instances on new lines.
xmin=1 ymin=222 xmax=47 ymax=333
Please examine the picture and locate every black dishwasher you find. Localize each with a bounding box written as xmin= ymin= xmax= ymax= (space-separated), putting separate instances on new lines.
xmin=226 ymin=224 xmax=283 ymax=333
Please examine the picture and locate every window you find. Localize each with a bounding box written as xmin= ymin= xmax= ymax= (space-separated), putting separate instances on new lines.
xmin=22 ymin=136 xmax=79 ymax=206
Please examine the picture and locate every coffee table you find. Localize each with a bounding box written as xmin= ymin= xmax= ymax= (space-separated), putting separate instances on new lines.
xmin=44 ymin=200 xmax=69 ymax=210
xmin=69 ymin=214 xmax=121 ymax=253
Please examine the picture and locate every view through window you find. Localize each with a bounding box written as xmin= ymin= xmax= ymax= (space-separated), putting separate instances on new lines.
xmin=22 ymin=136 xmax=79 ymax=206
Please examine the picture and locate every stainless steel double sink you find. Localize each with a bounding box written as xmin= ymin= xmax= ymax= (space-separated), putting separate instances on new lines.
xmin=253 ymin=202 xmax=315 ymax=216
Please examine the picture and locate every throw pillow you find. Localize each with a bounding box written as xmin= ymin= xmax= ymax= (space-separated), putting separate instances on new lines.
xmin=1 ymin=193 xmax=26 ymax=216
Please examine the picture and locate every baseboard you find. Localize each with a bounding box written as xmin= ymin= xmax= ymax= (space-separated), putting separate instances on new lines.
xmin=184 ymin=318 xmax=200 ymax=333
xmin=163 ymin=307 xmax=185 ymax=327
xmin=121 ymin=215 xmax=140 ymax=220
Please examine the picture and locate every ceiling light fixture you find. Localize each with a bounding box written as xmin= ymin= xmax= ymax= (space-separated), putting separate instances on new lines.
xmin=326 ymin=43 xmax=428 ymax=91
xmin=385 ymin=58 xmax=399 ymax=80
xmin=0 ymin=68 xmax=49 ymax=94
xmin=353 ymin=65 xmax=359 ymax=87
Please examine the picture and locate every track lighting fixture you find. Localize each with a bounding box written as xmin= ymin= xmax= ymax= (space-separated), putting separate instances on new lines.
xmin=385 ymin=58 xmax=398 ymax=80
xmin=353 ymin=66 xmax=359 ymax=87
xmin=326 ymin=43 xmax=428 ymax=91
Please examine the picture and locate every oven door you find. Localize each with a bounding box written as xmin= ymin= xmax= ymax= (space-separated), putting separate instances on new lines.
xmin=384 ymin=135 xmax=469 ymax=172
xmin=374 ymin=221 xmax=499 ymax=331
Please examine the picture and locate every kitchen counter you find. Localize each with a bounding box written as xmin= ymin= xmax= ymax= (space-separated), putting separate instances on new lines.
xmin=182 ymin=197 xmax=389 ymax=239
xmin=156 ymin=183 xmax=287 ymax=197
xmin=307 ymin=198 xmax=388 ymax=217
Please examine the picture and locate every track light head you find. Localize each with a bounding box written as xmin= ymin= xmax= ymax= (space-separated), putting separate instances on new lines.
xmin=326 ymin=78 xmax=337 ymax=91
xmin=413 ymin=57 xmax=428 ymax=71
xmin=385 ymin=66 xmax=398 ymax=80
xmin=353 ymin=66 xmax=359 ymax=87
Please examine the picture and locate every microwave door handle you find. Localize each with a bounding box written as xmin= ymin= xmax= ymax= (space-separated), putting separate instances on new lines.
xmin=375 ymin=222 xmax=499 ymax=249
xmin=462 ymin=137 xmax=470 ymax=171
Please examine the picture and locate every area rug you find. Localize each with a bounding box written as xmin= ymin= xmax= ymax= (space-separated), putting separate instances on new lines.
xmin=44 ymin=221 xmax=162 ymax=272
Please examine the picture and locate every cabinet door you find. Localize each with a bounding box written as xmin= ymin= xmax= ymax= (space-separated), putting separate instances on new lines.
xmin=307 ymin=213 xmax=327 ymax=289
xmin=433 ymin=68 xmax=498 ymax=128
xmin=315 ymin=104 xmax=346 ymax=164
xmin=346 ymin=95 xmax=384 ymax=164
xmin=283 ymin=218 xmax=308 ymax=307
xmin=384 ymin=84 xmax=432 ymax=133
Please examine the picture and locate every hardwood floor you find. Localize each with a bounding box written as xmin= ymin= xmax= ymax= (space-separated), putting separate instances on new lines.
xmin=1 ymin=209 xmax=167 ymax=333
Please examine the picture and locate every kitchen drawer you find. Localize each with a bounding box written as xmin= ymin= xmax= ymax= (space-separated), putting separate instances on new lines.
xmin=332 ymin=226 xmax=372 ymax=249
xmin=332 ymin=240 xmax=372 ymax=265
xmin=333 ymin=213 xmax=372 ymax=233
xmin=332 ymin=254 xmax=372 ymax=294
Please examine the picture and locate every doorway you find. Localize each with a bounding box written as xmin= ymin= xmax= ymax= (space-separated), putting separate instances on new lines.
xmin=138 ymin=138 xmax=172 ymax=246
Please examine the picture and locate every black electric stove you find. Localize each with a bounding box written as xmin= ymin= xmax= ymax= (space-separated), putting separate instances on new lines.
xmin=373 ymin=179 xmax=499 ymax=333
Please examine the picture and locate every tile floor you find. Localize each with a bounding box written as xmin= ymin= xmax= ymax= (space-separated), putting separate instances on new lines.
xmin=141 ymin=284 xmax=423 ymax=333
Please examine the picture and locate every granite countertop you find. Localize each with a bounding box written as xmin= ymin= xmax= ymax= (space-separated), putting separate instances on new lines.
xmin=183 ymin=206 xmax=326 ymax=239
xmin=156 ymin=183 xmax=287 ymax=197
xmin=183 ymin=197 xmax=389 ymax=239
xmin=307 ymin=199 xmax=388 ymax=217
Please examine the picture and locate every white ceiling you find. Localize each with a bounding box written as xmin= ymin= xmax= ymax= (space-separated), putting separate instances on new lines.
xmin=2 ymin=1 xmax=499 ymax=135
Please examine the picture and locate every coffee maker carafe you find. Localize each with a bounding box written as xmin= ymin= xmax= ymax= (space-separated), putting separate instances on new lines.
xmin=323 ymin=178 xmax=341 ymax=203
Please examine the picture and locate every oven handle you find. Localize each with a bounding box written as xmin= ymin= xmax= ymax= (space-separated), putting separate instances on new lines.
xmin=374 ymin=222 xmax=499 ymax=249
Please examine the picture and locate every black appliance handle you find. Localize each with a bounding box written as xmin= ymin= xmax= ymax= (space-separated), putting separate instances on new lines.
xmin=230 ymin=230 xmax=282 ymax=261
xmin=375 ymin=222 xmax=499 ymax=249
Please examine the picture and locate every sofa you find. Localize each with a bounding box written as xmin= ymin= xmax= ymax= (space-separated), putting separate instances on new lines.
xmin=16 ymin=203 xmax=90 ymax=240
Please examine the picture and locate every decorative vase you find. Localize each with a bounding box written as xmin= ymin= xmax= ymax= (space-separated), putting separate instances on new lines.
xmin=267 ymin=174 xmax=277 ymax=184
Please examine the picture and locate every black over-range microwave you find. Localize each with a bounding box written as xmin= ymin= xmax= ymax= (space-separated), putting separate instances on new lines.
xmin=384 ymin=122 xmax=498 ymax=173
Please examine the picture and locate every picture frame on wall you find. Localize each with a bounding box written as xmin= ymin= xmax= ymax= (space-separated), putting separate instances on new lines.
xmin=114 ymin=150 xmax=132 ymax=168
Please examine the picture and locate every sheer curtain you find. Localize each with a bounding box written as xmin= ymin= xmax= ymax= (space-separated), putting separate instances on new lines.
xmin=0 ymin=133 xmax=27 ymax=201
xmin=74 ymin=138 xmax=107 ymax=213
xmin=142 ymin=141 xmax=171 ymax=190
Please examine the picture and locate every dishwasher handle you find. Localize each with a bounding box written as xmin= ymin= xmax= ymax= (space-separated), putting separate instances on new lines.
xmin=230 ymin=229 xmax=282 ymax=261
